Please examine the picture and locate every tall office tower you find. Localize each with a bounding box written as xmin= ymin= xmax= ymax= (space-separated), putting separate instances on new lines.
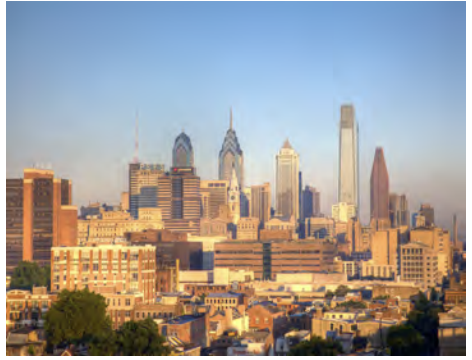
xmin=298 ymin=171 xmax=303 ymax=221
xmin=6 ymin=169 xmax=77 ymax=275
xmin=219 ymin=108 xmax=244 ymax=189
xmin=173 ymin=131 xmax=195 ymax=168
xmin=338 ymin=105 xmax=359 ymax=209
xmin=303 ymin=186 xmax=321 ymax=218
xmin=419 ymin=204 xmax=435 ymax=227
xmin=200 ymin=180 xmax=229 ymax=219
xmin=251 ymin=183 xmax=271 ymax=228
xmin=370 ymin=147 xmax=390 ymax=227
xmin=276 ymin=139 xmax=300 ymax=220
xmin=332 ymin=202 xmax=357 ymax=223
xmin=228 ymin=167 xmax=241 ymax=224
xmin=157 ymin=167 xmax=201 ymax=235
xmin=129 ymin=163 xmax=165 ymax=219
xmin=389 ymin=193 xmax=410 ymax=228
xmin=241 ymin=187 xmax=252 ymax=218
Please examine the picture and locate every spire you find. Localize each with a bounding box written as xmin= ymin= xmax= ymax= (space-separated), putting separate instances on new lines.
xmin=230 ymin=107 xmax=233 ymax=130
xmin=282 ymin=138 xmax=292 ymax=149
xmin=133 ymin=111 xmax=139 ymax=164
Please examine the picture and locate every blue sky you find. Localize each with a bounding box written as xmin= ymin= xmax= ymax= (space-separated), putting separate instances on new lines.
xmin=6 ymin=2 xmax=466 ymax=237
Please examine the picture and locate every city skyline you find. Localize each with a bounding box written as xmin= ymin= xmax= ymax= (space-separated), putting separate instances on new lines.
xmin=6 ymin=2 xmax=465 ymax=237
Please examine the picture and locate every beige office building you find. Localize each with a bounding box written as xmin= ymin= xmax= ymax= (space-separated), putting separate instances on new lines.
xmin=400 ymin=242 xmax=439 ymax=287
xmin=200 ymin=180 xmax=229 ymax=219
xmin=50 ymin=243 xmax=156 ymax=303
xmin=78 ymin=208 xmax=164 ymax=244
xmin=237 ymin=217 xmax=260 ymax=240
xmin=276 ymin=139 xmax=300 ymax=220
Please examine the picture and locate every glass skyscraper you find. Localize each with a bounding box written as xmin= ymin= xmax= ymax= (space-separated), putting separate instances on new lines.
xmin=276 ymin=139 xmax=300 ymax=220
xmin=219 ymin=108 xmax=244 ymax=189
xmin=338 ymin=104 xmax=359 ymax=211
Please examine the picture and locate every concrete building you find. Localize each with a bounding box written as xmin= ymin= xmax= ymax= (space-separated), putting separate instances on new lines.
xmin=173 ymin=131 xmax=194 ymax=168
xmin=6 ymin=168 xmax=76 ymax=275
xmin=370 ymin=147 xmax=390 ymax=228
xmin=219 ymin=108 xmax=244 ymax=189
xmin=332 ymin=202 xmax=357 ymax=223
xmin=389 ymin=193 xmax=409 ymax=228
xmin=228 ymin=166 xmax=241 ymax=224
xmin=50 ymin=243 xmax=156 ymax=303
xmin=128 ymin=163 xmax=165 ymax=219
xmin=251 ymin=183 xmax=271 ymax=228
xmin=360 ymin=260 xmax=396 ymax=280
xmin=200 ymin=180 xmax=229 ymax=220
xmin=6 ymin=287 xmax=57 ymax=334
xmin=157 ymin=167 xmax=201 ymax=235
xmin=371 ymin=229 xmax=399 ymax=275
xmin=120 ymin=191 xmax=129 ymax=211
xmin=338 ymin=104 xmax=359 ymax=210
xmin=305 ymin=217 xmax=335 ymax=239
xmin=78 ymin=207 xmax=164 ymax=244
xmin=410 ymin=226 xmax=452 ymax=278
xmin=276 ymin=139 xmax=300 ymax=220
xmin=400 ymin=242 xmax=439 ymax=287
xmin=237 ymin=217 xmax=260 ymax=240
xmin=302 ymin=186 xmax=321 ymax=219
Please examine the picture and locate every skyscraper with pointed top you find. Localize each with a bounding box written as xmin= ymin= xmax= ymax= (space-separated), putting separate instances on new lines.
xmin=276 ymin=139 xmax=300 ymax=220
xmin=338 ymin=104 xmax=359 ymax=210
xmin=370 ymin=147 xmax=390 ymax=224
xmin=219 ymin=108 xmax=244 ymax=189
xmin=173 ymin=131 xmax=194 ymax=168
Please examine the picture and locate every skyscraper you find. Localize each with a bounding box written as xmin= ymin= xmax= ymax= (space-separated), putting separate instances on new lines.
xmin=276 ymin=139 xmax=300 ymax=220
xmin=338 ymin=105 xmax=359 ymax=210
xmin=219 ymin=108 xmax=244 ymax=189
xmin=200 ymin=180 xmax=229 ymax=219
xmin=157 ymin=167 xmax=201 ymax=235
xmin=302 ymin=186 xmax=321 ymax=218
xmin=129 ymin=163 xmax=165 ymax=219
xmin=6 ymin=168 xmax=77 ymax=275
xmin=419 ymin=204 xmax=435 ymax=227
xmin=370 ymin=147 xmax=390 ymax=225
xmin=228 ymin=166 xmax=241 ymax=224
xmin=173 ymin=131 xmax=194 ymax=168
xmin=251 ymin=183 xmax=271 ymax=228
xmin=389 ymin=193 xmax=410 ymax=228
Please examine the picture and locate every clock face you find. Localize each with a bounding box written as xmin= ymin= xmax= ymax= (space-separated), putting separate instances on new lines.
xmin=231 ymin=195 xmax=235 ymax=201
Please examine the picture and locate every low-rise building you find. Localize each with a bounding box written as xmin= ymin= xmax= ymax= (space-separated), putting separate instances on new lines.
xmin=438 ymin=305 xmax=466 ymax=356
xmin=360 ymin=260 xmax=396 ymax=280
xmin=159 ymin=313 xmax=209 ymax=349
xmin=247 ymin=304 xmax=288 ymax=339
xmin=237 ymin=217 xmax=260 ymax=240
xmin=205 ymin=292 xmax=245 ymax=310
xmin=227 ymin=330 xmax=274 ymax=356
xmin=6 ymin=328 xmax=46 ymax=356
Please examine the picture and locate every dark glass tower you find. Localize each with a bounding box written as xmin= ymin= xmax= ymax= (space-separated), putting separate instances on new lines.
xmin=173 ymin=132 xmax=194 ymax=168
xmin=370 ymin=147 xmax=390 ymax=222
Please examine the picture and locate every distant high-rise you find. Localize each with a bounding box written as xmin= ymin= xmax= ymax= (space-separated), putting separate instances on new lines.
xmin=6 ymin=169 xmax=77 ymax=275
xmin=302 ymin=186 xmax=321 ymax=218
xmin=338 ymin=105 xmax=359 ymax=209
xmin=298 ymin=171 xmax=303 ymax=221
xmin=419 ymin=204 xmax=435 ymax=227
xmin=129 ymin=163 xmax=165 ymax=219
xmin=370 ymin=147 xmax=390 ymax=224
xmin=200 ymin=180 xmax=229 ymax=219
xmin=251 ymin=183 xmax=271 ymax=228
xmin=389 ymin=193 xmax=410 ymax=228
xmin=219 ymin=108 xmax=244 ymax=189
xmin=228 ymin=166 xmax=241 ymax=224
xmin=276 ymin=139 xmax=300 ymax=220
xmin=157 ymin=167 xmax=200 ymax=235
xmin=173 ymin=131 xmax=194 ymax=168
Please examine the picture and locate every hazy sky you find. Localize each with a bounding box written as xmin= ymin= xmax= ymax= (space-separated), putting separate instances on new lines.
xmin=7 ymin=2 xmax=466 ymax=238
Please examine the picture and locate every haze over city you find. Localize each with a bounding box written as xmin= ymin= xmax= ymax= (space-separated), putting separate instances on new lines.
xmin=6 ymin=1 xmax=465 ymax=237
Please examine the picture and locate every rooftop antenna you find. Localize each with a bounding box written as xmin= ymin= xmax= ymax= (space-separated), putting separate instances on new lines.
xmin=133 ymin=111 xmax=139 ymax=164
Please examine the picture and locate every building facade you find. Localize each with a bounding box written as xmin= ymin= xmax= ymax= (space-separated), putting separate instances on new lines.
xmin=6 ymin=169 xmax=76 ymax=275
xmin=302 ymin=186 xmax=321 ymax=219
xmin=50 ymin=243 xmax=156 ymax=303
xmin=200 ymin=180 xmax=229 ymax=220
xmin=128 ymin=163 xmax=165 ymax=219
xmin=332 ymin=202 xmax=357 ymax=223
xmin=251 ymin=183 xmax=271 ymax=228
xmin=389 ymin=193 xmax=409 ymax=228
xmin=338 ymin=104 xmax=359 ymax=209
xmin=275 ymin=139 xmax=300 ymax=220
xmin=400 ymin=242 xmax=439 ymax=287
xmin=173 ymin=132 xmax=195 ymax=168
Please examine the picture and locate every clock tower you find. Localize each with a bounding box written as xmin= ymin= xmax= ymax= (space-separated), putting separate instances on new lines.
xmin=228 ymin=165 xmax=240 ymax=224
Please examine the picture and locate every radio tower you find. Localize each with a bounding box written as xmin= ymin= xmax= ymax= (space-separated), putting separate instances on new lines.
xmin=133 ymin=111 xmax=139 ymax=164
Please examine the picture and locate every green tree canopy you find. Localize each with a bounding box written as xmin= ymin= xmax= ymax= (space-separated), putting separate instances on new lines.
xmin=337 ymin=300 xmax=367 ymax=309
xmin=44 ymin=289 xmax=111 ymax=346
xmin=10 ymin=261 xmax=50 ymax=291
xmin=334 ymin=285 xmax=350 ymax=297
xmin=325 ymin=290 xmax=334 ymax=299
xmin=288 ymin=336 xmax=344 ymax=356
xmin=387 ymin=324 xmax=425 ymax=356
xmin=115 ymin=318 xmax=171 ymax=356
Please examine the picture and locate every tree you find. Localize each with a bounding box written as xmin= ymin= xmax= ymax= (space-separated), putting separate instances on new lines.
xmin=373 ymin=295 xmax=390 ymax=301
xmin=88 ymin=329 xmax=118 ymax=356
xmin=387 ymin=324 xmax=425 ymax=356
xmin=288 ymin=336 xmax=343 ymax=356
xmin=10 ymin=261 xmax=50 ymax=291
xmin=334 ymin=285 xmax=349 ymax=297
xmin=407 ymin=292 xmax=440 ymax=355
xmin=337 ymin=300 xmax=367 ymax=309
xmin=115 ymin=318 xmax=171 ymax=356
xmin=44 ymin=289 xmax=111 ymax=346
xmin=325 ymin=290 xmax=334 ymax=299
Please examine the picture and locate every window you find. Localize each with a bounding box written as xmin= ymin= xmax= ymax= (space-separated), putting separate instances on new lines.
xmin=125 ymin=299 xmax=131 ymax=306
xmin=264 ymin=318 xmax=269 ymax=324
xmin=255 ymin=317 xmax=260 ymax=324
